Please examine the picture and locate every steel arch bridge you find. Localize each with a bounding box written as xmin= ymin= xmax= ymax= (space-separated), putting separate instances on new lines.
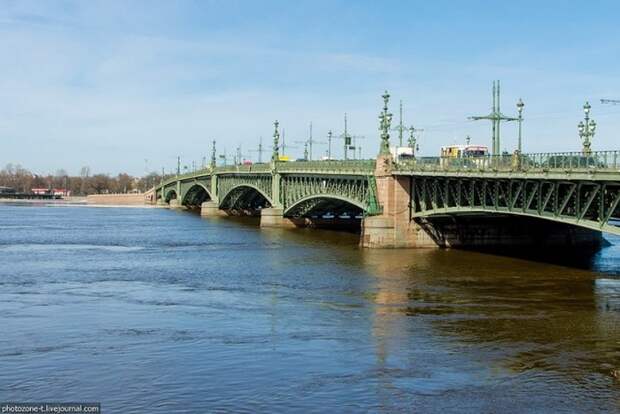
xmin=153 ymin=151 xmax=620 ymax=238
xmin=154 ymin=160 xmax=381 ymax=218
xmin=394 ymin=151 xmax=620 ymax=235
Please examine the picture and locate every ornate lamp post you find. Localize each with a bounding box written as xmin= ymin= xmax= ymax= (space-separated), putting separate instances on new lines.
xmin=578 ymin=102 xmax=596 ymax=155
xmin=272 ymin=120 xmax=280 ymax=161
xmin=408 ymin=125 xmax=423 ymax=154
xmin=516 ymin=98 xmax=524 ymax=153
xmin=327 ymin=130 xmax=333 ymax=159
xmin=408 ymin=126 xmax=418 ymax=156
xmin=210 ymin=140 xmax=217 ymax=169
xmin=378 ymin=91 xmax=393 ymax=155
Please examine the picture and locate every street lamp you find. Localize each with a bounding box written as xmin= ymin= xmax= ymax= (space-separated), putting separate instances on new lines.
xmin=516 ymin=98 xmax=524 ymax=153
xmin=211 ymin=140 xmax=217 ymax=169
xmin=378 ymin=91 xmax=393 ymax=155
xmin=578 ymin=101 xmax=596 ymax=155
xmin=408 ymin=126 xmax=417 ymax=156
xmin=272 ymin=120 xmax=280 ymax=162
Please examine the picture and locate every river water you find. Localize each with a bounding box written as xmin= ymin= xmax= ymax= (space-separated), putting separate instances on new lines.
xmin=1 ymin=205 xmax=619 ymax=413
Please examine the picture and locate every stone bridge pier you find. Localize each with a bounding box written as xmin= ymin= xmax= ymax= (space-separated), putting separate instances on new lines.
xmin=360 ymin=155 xmax=437 ymax=248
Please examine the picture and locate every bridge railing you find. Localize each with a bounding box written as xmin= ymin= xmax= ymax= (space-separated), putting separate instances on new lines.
xmin=156 ymin=160 xmax=375 ymax=189
xmin=216 ymin=163 xmax=272 ymax=173
xmin=396 ymin=150 xmax=620 ymax=173
xmin=277 ymin=159 xmax=376 ymax=174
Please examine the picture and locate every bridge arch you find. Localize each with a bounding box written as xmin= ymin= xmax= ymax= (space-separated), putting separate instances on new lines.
xmin=414 ymin=207 xmax=620 ymax=236
xmin=219 ymin=184 xmax=273 ymax=212
xmin=181 ymin=183 xmax=212 ymax=209
xmin=284 ymin=194 xmax=366 ymax=218
xmin=164 ymin=189 xmax=178 ymax=203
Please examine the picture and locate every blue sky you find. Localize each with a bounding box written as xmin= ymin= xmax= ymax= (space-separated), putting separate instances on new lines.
xmin=1 ymin=0 xmax=620 ymax=175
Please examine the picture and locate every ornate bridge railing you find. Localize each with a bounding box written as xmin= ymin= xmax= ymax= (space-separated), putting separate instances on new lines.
xmin=216 ymin=163 xmax=272 ymax=173
xmin=395 ymin=151 xmax=620 ymax=174
xmin=278 ymin=160 xmax=375 ymax=174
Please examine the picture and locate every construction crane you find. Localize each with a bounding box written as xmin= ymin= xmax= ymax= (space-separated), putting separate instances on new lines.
xmin=601 ymin=99 xmax=620 ymax=105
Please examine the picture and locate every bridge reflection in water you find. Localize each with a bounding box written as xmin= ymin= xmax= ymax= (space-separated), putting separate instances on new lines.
xmin=249 ymin=224 xmax=620 ymax=410
xmin=154 ymin=150 xmax=620 ymax=250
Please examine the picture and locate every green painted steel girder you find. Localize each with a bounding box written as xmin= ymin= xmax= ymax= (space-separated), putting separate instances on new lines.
xmin=409 ymin=175 xmax=620 ymax=235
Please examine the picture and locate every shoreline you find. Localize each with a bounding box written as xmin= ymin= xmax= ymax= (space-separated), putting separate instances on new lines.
xmin=0 ymin=198 xmax=162 ymax=209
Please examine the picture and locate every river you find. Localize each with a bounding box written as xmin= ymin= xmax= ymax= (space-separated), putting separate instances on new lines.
xmin=1 ymin=205 xmax=619 ymax=413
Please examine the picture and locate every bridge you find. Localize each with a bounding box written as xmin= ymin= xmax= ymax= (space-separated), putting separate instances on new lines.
xmin=153 ymin=149 xmax=620 ymax=249
xmin=152 ymin=92 xmax=620 ymax=249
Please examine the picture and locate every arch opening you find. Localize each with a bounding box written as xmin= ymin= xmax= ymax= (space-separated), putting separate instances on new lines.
xmin=415 ymin=212 xmax=605 ymax=252
xmin=182 ymin=184 xmax=211 ymax=210
xmin=285 ymin=196 xmax=365 ymax=231
xmin=220 ymin=185 xmax=272 ymax=216
xmin=164 ymin=190 xmax=177 ymax=203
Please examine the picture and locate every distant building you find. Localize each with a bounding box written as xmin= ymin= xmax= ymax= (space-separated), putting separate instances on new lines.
xmin=31 ymin=188 xmax=50 ymax=195
xmin=53 ymin=189 xmax=71 ymax=197
xmin=0 ymin=186 xmax=15 ymax=194
xmin=31 ymin=188 xmax=71 ymax=197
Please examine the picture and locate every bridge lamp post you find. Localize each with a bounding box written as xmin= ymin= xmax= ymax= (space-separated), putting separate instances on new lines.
xmin=272 ymin=120 xmax=280 ymax=162
xmin=408 ymin=126 xmax=417 ymax=156
xmin=516 ymin=98 xmax=524 ymax=153
xmin=327 ymin=130 xmax=333 ymax=159
xmin=578 ymin=101 xmax=596 ymax=155
xmin=378 ymin=90 xmax=393 ymax=156
xmin=210 ymin=140 xmax=217 ymax=169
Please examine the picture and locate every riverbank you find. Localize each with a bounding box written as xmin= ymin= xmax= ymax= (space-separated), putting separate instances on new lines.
xmin=0 ymin=196 xmax=87 ymax=205
xmin=0 ymin=196 xmax=163 ymax=208
xmin=86 ymin=192 xmax=151 ymax=205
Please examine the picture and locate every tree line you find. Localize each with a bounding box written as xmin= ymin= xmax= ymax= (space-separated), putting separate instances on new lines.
xmin=0 ymin=164 xmax=164 ymax=195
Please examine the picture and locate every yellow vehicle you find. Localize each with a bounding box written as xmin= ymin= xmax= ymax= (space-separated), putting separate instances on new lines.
xmin=440 ymin=144 xmax=488 ymax=158
xmin=278 ymin=155 xmax=291 ymax=162
xmin=440 ymin=144 xmax=489 ymax=168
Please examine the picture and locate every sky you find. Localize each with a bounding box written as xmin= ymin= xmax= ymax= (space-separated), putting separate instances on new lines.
xmin=1 ymin=0 xmax=620 ymax=176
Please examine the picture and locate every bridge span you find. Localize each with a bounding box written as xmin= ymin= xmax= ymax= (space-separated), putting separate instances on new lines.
xmin=153 ymin=150 xmax=620 ymax=249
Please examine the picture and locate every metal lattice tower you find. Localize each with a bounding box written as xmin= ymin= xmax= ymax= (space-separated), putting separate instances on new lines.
xmin=469 ymin=81 xmax=519 ymax=156
xmin=336 ymin=114 xmax=363 ymax=160
xmin=306 ymin=122 xmax=326 ymax=160
xmin=391 ymin=100 xmax=409 ymax=147
xmin=249 ymin=137 xmax=268 ymax=163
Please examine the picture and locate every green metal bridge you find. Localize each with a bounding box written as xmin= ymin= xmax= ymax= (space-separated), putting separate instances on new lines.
xmin=156 ymin=159 xmax=381 ymax=218
xmin=154 ymin=150 xmax=620 ymax=236
xmin=396 ymin=151 xmax=620 ymax=236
